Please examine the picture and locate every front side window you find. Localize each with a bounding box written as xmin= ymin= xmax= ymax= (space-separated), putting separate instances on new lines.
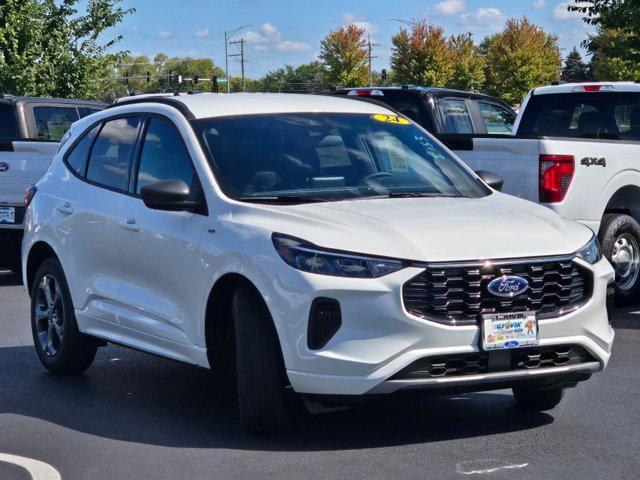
xmin=65 ymin=125 xmax=100 ymax=175
xmin=33 ymin=106 xmax=80 ymax=141
xmin=518 ymin=92 xmax=640 ymax=140
xmin=135 ymin=118 xmax=194 ymax=194
xmin=192 ymin=113 xmax=488 ymax=203
xmin=478 ymin=101 xmax=515 ymax=134
xmin=86 ymin=117 xmax=139 ymax=191
xmin=437 ymin=98 xmax=474 ymax=134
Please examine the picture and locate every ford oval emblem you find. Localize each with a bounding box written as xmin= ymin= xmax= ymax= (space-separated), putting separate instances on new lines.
xmin=0 ymin=162 xmax=9 ymax=172
xmin=487 ymin=275 xmax=529 ymax=297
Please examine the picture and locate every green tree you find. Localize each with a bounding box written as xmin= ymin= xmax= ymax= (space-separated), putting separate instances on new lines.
xmin=449 ymin=33 xmax=485 ymax=91
xmin=587 ymin=28 xmax=640 ymax=81
xmin=570 ymin=0 xmax=640 ymax=64
xmin=0 ymin=0 xmax=133 ymax=99
xmin=561 ymin=47 xmax=589 ymax=83
xmin=484 ymin=18 xmax=562 ymax=106
xmin=390 ymin=21 xmax=454 ymax=87
xmin=319 ymin=24 xmax=368 ymax=87
xmin=258 ymin=62 xmax=329 ymax=92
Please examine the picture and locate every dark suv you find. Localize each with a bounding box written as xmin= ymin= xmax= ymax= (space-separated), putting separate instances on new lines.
xmin=326 ymin=86 xmax=516 ymax=136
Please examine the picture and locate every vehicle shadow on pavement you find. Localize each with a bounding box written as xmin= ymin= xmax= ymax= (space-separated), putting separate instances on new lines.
xmin=0 ymin=271 xmax=21 ymax=287
xmin=0 ymin=344 xmax=554 ymax=451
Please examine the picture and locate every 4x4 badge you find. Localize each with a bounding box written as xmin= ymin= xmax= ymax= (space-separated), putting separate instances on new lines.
xmin=580 ymin=157 xmax=606 ymax=167
xmin=0 ymin=162 xmax=9 ymax=172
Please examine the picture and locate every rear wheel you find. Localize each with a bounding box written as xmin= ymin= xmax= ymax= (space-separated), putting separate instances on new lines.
xmin=599 ymin=213 xmax=640 ymax=305
xmin=31 ymin=258 xmax=97 ymax=374
xmin=513 ymin=386 xmax=564 ymax=411
xmin=232 ymin=286 xmax=290 ymax=433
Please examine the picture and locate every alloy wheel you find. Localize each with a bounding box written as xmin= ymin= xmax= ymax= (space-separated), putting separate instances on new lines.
xmin=34 ymin=275 xmax=64 ymax=357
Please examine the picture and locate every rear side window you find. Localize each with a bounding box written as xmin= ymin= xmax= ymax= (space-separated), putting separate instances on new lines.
xmin=65 ymin=125 xmax=100 ymax=175
xmin=437 ymin=98 xmax=474 ymax=134
xmin=518 ymin=92 xmax=640 ymax=140
xmin=33 ymin=106 xmax=81 ymax=141
xmin=86 ymin=117 xmax=140 ymax=191
xmin=0 ymin=103 xmax=19 ymax=139
xmin=135 ymin=118 xmax=194 ymax=194
xmin=373 ymin=92 xmax=426 ymax=126
xmin=478 ymin=101 xmax=515 ymax=134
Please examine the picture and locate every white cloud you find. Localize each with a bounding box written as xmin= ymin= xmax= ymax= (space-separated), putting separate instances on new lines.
xmin=552 ymin=2 xmax=588 ymax=21
xmin=276 ymin=41 xmax=311 ymax=52
xmin=434 ymin=0 xmax=467 ymax=16
xmin=195 ymin=28 xmax=210 ymax=38
xmin=157 ymin=30 xmax=172 ymax=39
xmin=461 ymin=7 xmax=505 ymax=26
xmin=186 ymin=49 xmax=199 ymax=56
xmin=533 ymin=0 xmax=546 ymax=8
xmin=253 ymin=45 xmax=269 ymax=52
xmin=341 ymin=12 xmax=378 ymax=36
xmin=243 ymin=22 xmax=282 ymax=44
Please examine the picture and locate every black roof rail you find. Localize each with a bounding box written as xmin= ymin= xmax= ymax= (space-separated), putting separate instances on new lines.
xmin=108 ymin=96 xmax=195 ymax=120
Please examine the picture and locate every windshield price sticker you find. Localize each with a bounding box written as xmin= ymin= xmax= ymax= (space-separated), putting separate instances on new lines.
xmin=371 ymin=114 xmax=411 ymax=125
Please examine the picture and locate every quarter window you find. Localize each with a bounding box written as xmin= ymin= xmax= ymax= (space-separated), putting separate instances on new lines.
xmin=33 ymin=106 xmax=81 ymax=141
xmin=86 ymin=117 xmax=140 ymax=191
xmin=438 ymin=98 xmax=474 ymax=134
xmin=478 ymin=101 xmax=515 ymax=134
xmin=135 ymin=118 xmax=194 ymax=194
xmin=66 ymin=125 xmax=100 ymax=175
xmin=0 ymin=103 xmax=18 ymax=139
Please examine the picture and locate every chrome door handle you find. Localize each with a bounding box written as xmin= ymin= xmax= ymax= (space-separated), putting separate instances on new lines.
xmin=119 ymin=218 xmax=139 ymax=232
xmin=57 ymin=201 xmax=73 ymax=214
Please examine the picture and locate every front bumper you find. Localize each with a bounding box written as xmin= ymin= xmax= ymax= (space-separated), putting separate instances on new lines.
xmin=275 ymin=256 xmax=615 ymax=396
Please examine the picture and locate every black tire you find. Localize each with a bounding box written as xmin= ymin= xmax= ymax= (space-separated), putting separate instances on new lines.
xmin=599 ymin=213 xmax=640 ymax=305
xmin=232 ymin=286 xmax=290 ymax=433
xmin=30 ymin=257 xmax=97 ymax=374
xmin=513 ymin=386 xmax=564 ymax=411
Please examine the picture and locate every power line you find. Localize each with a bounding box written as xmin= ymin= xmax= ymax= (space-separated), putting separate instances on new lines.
xmin=224 ymin=24 xmax=251 ymax=93
xmin=366 ymin=34 xmax=380 ymax=87
xmin=229 ymin=38 xmax=246 ymax=92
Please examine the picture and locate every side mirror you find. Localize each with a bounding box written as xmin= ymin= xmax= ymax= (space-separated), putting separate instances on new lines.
xmin=475 ymin=170 xmax=504 ymax=192
xmin=140 ymin=179 xmax=199 ymax=212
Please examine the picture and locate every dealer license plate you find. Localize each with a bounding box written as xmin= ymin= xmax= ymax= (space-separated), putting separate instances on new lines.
xmin=482 ymin=311 xmax=538 ymax=350
xmin=0 ymin=207 xmax=15 ymax=224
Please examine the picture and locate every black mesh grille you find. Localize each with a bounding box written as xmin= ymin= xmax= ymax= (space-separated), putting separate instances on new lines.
xmin=307 ymin=298 xmax=341 ymax=350
xmin=403 ymin=258 xmax=591 ymax=325
xmin=391 ymin=345 xmax=594 ymax=380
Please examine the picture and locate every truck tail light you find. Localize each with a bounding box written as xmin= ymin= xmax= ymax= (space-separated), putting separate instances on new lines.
xmin=25 ymin=185 xmax=37 ymax=208
xmin=539 ymin=155 xmax=574 ymax=203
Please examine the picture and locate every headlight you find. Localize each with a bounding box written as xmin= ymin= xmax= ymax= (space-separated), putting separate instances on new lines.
xmin=576 ymin=235 xmax=601 ymax=264
xmin=272 ymin=233 xmax=405 ymax=278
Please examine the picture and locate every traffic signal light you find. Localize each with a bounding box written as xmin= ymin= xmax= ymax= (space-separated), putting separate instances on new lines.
xmin=194 ymin=75 xmax=199 ymax=84
xmin=212 ymin=76 xmax=218 ymax=93
xmin=146 ymin=71 xmax=151 ymax=83
xmin=381 ymin=69 xmax=387 ymax=80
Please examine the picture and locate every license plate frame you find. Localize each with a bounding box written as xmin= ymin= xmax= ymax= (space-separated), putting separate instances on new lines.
xmin=481 ymin=311 xmax=538 ymax=351
xmin=0 ymin=207 xmax=15 ymax=224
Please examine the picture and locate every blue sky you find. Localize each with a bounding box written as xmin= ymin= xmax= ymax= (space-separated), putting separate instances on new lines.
xmin=102 ymin=0 xmax=593 ymax=77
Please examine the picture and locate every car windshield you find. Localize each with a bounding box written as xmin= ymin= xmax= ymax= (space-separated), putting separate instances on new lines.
xmin=192 ymin=113 xmax=489 ymax=203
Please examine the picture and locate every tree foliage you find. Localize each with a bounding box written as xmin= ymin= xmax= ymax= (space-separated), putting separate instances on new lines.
xmin=449 ymin=33 xmax=485 ymax=91
xmin=561 ymin=47 xmax=589 ymax=83
xmin=258 ymin=62 xmax=329 ymax=92
xmin=484 ymin=18 xmax=562 ymax=105
xmin=390 ymin=21 xmax=454 ymax=87
xmin=319 ymin=24 xmax=368 ymax=87
xmin=0 ymin=0 xmax=133 ymax=99
xmin=587 ymin=28 xmax=640 ymax=81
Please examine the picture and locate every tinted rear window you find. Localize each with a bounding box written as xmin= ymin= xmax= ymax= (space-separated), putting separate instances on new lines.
xmin=34 ymin=106 xmax=81 ymax=141
xmin=518 ymin=92 xmax=640 ymax=140
xmin=0 ymin=103 xmax=19 ymax=139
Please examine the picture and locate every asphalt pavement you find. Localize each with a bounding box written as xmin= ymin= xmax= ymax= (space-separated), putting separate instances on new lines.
xmin=0 ymin=270 xmax=638 ymax=480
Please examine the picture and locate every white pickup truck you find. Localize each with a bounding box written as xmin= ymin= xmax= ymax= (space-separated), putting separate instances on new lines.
xmin=446 ymin=82 xmax=640 ymax=303
xmin=0 ymin=95 xmax=105 ymax=272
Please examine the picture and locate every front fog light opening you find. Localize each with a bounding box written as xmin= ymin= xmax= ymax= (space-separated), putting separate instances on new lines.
xmin=606 ymin=280 xmax=615 ymax=325
xmin=308 ymin=298 xmax=341 ymax=350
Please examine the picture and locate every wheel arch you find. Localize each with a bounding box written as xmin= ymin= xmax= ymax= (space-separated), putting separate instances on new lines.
xmin=204 ymin=272 xmax=286 ymax=372
xmin=25 ymin=241 xmax=60 ymax=294
xmin=602 ymin=184 xmax=640 ymax=224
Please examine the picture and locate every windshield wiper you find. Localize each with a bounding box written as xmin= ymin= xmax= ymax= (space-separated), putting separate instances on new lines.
xmin=386 ymin=191 xmax=457 ymax=198
xmin=239 ymin=195 xmax=329 ymax=204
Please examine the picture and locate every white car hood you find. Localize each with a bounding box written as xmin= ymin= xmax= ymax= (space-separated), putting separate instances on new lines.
xmin=238 ymin=192 xmax=593 ymax=263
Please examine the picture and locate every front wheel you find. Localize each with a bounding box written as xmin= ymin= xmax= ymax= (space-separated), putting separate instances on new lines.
xmin=31 ymin=258 xmax=97 ymax=374
xmin=599 ymin=213 xmax=640 ymax=305
xmin=232 ymin=286 xmax=290 ymax=433
xmin=513 ymin=386 xmax=564 ymax=411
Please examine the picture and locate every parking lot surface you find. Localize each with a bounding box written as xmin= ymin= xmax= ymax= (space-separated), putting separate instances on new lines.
xmin=0 ymin=270 xmax=638 ymax=480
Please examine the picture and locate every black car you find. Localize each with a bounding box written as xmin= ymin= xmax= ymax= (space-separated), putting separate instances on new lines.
xmin=325 ymin=86 xmax=516 ymax=136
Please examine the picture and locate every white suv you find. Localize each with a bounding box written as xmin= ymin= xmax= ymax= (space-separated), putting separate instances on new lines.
xmin=22 ymin=93 xmax=615 ymax=432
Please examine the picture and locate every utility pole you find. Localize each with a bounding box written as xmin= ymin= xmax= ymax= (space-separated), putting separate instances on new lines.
xmin=229 ymin=38 xmax=246 ymax=92
xmin=366 ymin=34 xmax=380 ymax=87
xmin=224 ymin=24 xmax=251 ymax=93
